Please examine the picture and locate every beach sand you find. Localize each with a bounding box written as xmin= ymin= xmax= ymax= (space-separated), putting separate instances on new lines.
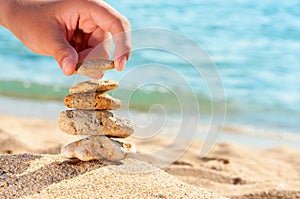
xmin=0 ymin=114 xmax=299 ymax=198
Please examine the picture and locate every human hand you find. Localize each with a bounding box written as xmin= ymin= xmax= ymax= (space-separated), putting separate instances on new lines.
xmin=0 ymin=0 xmax=131 ymax=77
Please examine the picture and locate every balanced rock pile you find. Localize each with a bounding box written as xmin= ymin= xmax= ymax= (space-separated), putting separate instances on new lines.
xmin=58 ymin=60 xmax=136 ymax=161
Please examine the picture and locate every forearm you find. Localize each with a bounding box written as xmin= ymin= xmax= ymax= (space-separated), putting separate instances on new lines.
xmin=0 ymin=0 xmax=13 ymax=28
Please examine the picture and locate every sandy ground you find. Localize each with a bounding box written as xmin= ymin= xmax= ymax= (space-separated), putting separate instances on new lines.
xmin=0 ymin=114 xmax=299 ymax=198
xmin=0 ymin=155 xmax=222 ymax=199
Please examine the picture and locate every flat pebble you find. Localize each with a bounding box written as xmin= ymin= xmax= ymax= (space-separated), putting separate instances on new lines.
xmin=58 ymin=110 xmax=134 ymax=138
xmin=64 ymin=92 xmax=121 ymax=110
xmin=69 ymin=79 xmax=118 ymax=94
xmin=61 ymin=135 xmax=136 ymax=161
xmin=76 ymin=59 xmax=114 ymax=76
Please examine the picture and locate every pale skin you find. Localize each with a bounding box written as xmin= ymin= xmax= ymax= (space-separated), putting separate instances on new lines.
xmin=0 ymin=0 xmax=131 ymax=77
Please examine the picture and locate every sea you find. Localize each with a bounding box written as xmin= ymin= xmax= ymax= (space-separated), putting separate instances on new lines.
xmin=0 ymin=0 xmax=299 ymax=148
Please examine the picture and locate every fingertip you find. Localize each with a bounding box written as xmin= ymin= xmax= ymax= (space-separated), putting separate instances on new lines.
xmin=62 ymin=57 xmax=76 ymax=76
xmin=115 ymin=55 xmax=127 ymax=71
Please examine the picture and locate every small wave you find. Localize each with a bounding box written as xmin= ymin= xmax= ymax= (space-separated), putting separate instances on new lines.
xmin=0 ymin=80 xmax=68 ymax=101
xmin=112 ymin=86 xmax=213 ymax=113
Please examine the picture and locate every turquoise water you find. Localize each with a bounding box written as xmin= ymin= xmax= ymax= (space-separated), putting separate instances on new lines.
xmin=0 ymin=0 xmax=300 ymax=135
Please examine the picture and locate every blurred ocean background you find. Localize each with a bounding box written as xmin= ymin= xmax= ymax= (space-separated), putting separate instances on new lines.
xmin=0 ymin=0 xmax=299 ymax=145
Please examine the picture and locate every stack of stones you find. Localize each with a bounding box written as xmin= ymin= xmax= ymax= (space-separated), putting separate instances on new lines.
xmin=58 ymin=60 xmax=136 ymax=161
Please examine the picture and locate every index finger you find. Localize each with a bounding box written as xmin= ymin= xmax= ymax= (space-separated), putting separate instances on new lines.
xmin=89 ymin=1 xmax=131 ymax=71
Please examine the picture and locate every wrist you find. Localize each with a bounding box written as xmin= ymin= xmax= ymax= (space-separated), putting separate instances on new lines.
xmin=0 ymin=0 xmax=14 ymax=28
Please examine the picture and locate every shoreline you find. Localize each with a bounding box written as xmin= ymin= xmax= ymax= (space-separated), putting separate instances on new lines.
xmin=0 ymin=96 xmax=64 ymax=120
xmin=1 ymin=94 xmax=299 ymax=149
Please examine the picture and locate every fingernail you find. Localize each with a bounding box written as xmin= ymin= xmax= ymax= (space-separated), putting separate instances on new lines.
xmin=119 ymin=56 xmax=127 ymax=71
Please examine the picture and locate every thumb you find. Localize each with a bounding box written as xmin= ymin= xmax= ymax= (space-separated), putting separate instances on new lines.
xmin=53 ymin=39 xmax=78 ymax=76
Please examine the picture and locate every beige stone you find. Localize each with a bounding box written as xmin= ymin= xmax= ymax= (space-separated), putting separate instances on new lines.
xmin=76 ymin=59 xmax=114 ymax=76
xmin=58 ymin=110 xmax=134 ymax=138
xmin=64 ymin=92 xmax=121 ymax=110
xmin=69 ymin=79 xmax=118 ymax=94
xmin=61 ymin=135 xmax=136 ymax=161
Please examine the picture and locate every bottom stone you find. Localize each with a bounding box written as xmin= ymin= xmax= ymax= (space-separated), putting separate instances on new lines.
xmin=61 ymin=136 xmax=136 ymax=161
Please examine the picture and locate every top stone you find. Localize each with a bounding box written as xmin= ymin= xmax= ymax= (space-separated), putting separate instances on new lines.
xmin=76 ymin=59 xmax=114 ymax=76
xmin=69 ymin=79 xmax=119 ymax=94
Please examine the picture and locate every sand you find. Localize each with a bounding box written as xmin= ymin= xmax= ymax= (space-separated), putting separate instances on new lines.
xmin=0 ymin=155 xmax=221 ymax=199
xmin=0 ymin=114 xmax=300 ymax=198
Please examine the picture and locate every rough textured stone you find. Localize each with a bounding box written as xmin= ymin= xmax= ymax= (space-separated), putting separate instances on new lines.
xmin=58 ymin=110 xmax=134 ymax=138
xmin=69 ymin=79 xmax=118 ymax=94
xmin=61 ymin=135 xmax=136 ymax=161
xmin=76 ymin=59 xmax=114 ymax=76
xmin=64 ymin=92 xmax=121 ymax=110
